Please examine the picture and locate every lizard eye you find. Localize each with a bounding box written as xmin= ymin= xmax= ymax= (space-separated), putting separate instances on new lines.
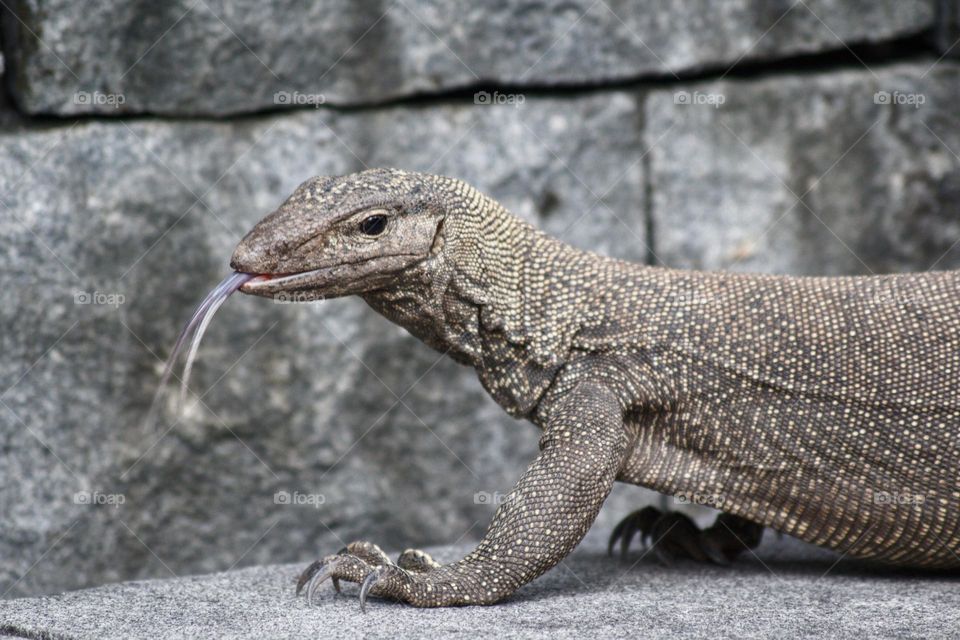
xmin=358 ymin=214 xmax=388 ymax=236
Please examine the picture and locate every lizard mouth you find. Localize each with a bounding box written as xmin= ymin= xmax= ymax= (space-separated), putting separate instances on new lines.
xmin=238 ymin=269 xmax=329 ymax=297
xmin=238 ymin=254 xmax=422 ymax=300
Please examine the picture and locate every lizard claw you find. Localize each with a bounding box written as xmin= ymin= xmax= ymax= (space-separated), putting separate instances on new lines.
xmin=303 ymin=557 xmax=341 ymax=604
xmin=607 ymin=505 xmax=660 ymax=559
xmin=359 ymin=564 xmax=395 ymax=613
xmin=295 ymin=559 xmax=323 ymax=596
xmin=609 ymin=507 xmax=764 ymax=565
xmin=295 ymin=542 xmax=420 ymax=609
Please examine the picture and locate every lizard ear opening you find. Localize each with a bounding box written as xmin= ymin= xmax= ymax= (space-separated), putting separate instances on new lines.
xmin=429 ymin=219 xmax=445 ymax=256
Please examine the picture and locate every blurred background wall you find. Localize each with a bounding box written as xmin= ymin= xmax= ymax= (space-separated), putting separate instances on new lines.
xmin=1 ymin=0 xmax=959 ymax=597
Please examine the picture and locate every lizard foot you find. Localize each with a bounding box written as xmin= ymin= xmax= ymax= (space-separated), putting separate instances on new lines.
xmin=295 ymin=541 xmax=441 ymax=611
xmin=608 ymin=506 xmax=763 ymax=566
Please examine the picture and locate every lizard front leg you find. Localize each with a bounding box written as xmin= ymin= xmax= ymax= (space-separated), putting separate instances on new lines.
xmin=297 ymin=382 xmax=628 ymax=608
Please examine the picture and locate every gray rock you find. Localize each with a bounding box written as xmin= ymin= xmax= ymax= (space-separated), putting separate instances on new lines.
xmin=0 ymin=91 xmax=654 ymax=598
xmin=1 ymin=0 xmax=938 ymax=116
xmin=2 ymin=536 xmax=958 ymax=639
xmin=934 ymin=0 xmax=960 ymax=55
xmin=647 ymin=62 xmax=960 ymax=274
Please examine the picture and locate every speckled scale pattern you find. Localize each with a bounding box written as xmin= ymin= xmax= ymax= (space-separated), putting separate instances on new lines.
xmin=606 ymin=269 xmax=960 ymax=568
xmin=233 ymin=169 xmax=960 ymax=607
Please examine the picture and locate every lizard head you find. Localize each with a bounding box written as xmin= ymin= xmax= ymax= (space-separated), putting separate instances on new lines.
xmin=153 ymin=168 xmax=534 ymax=426
xmin=231 ymin=168 xmax=447 ymax=301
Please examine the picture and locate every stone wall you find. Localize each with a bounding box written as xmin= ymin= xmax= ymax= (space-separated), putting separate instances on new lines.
xmin=2 ymin=1 xmax=958 ymax=597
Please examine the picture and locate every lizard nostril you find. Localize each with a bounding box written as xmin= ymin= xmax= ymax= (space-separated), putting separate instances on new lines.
xmin=229 ymin=248 xmax=249 ymax=272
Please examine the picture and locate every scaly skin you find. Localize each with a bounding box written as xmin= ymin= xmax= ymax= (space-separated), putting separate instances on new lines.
xmin=230 ymin=168 xmax=960 ymax=608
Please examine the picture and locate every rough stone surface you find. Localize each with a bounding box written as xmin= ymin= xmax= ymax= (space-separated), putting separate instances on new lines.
xmin=3 ymin=536 xmax=958 ymax=639
xmin=0 ymin=92 xmax=654 ymax=599
xmin=648 ymin=62 xmax=960 ymax=274
xmin=0 ymin=0 xmax=939 ymax=116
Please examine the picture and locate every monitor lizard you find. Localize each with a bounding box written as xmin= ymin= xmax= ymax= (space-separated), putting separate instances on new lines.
xmin=228 ymin=168 xmax=960 ymax=609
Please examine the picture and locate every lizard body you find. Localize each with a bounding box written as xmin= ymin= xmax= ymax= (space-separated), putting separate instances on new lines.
xmin=230 ymin=168 xmax=960 ymax=607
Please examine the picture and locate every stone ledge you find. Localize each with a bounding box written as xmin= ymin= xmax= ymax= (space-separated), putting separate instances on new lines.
xmin=2 ymin=536 xmax=956 ymax=639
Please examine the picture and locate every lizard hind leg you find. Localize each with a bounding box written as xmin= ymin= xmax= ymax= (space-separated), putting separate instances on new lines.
xmin=608 ymin=507 xmax=764 ymax=566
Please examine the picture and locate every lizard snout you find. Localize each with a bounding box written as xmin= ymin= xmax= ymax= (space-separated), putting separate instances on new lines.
xmin=229 ymin=242 xmax=266 ymax=275
xmin=229 ymin=230 xmax=286 ymax=276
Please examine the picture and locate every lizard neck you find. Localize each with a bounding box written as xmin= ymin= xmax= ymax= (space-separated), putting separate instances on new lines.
xmin=363 ymin=181 xmax=591 ymax=418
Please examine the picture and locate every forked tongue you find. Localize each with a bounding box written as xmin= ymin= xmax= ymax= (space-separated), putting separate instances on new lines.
xmin=145 ymin=272 xmax=255 ymax=429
